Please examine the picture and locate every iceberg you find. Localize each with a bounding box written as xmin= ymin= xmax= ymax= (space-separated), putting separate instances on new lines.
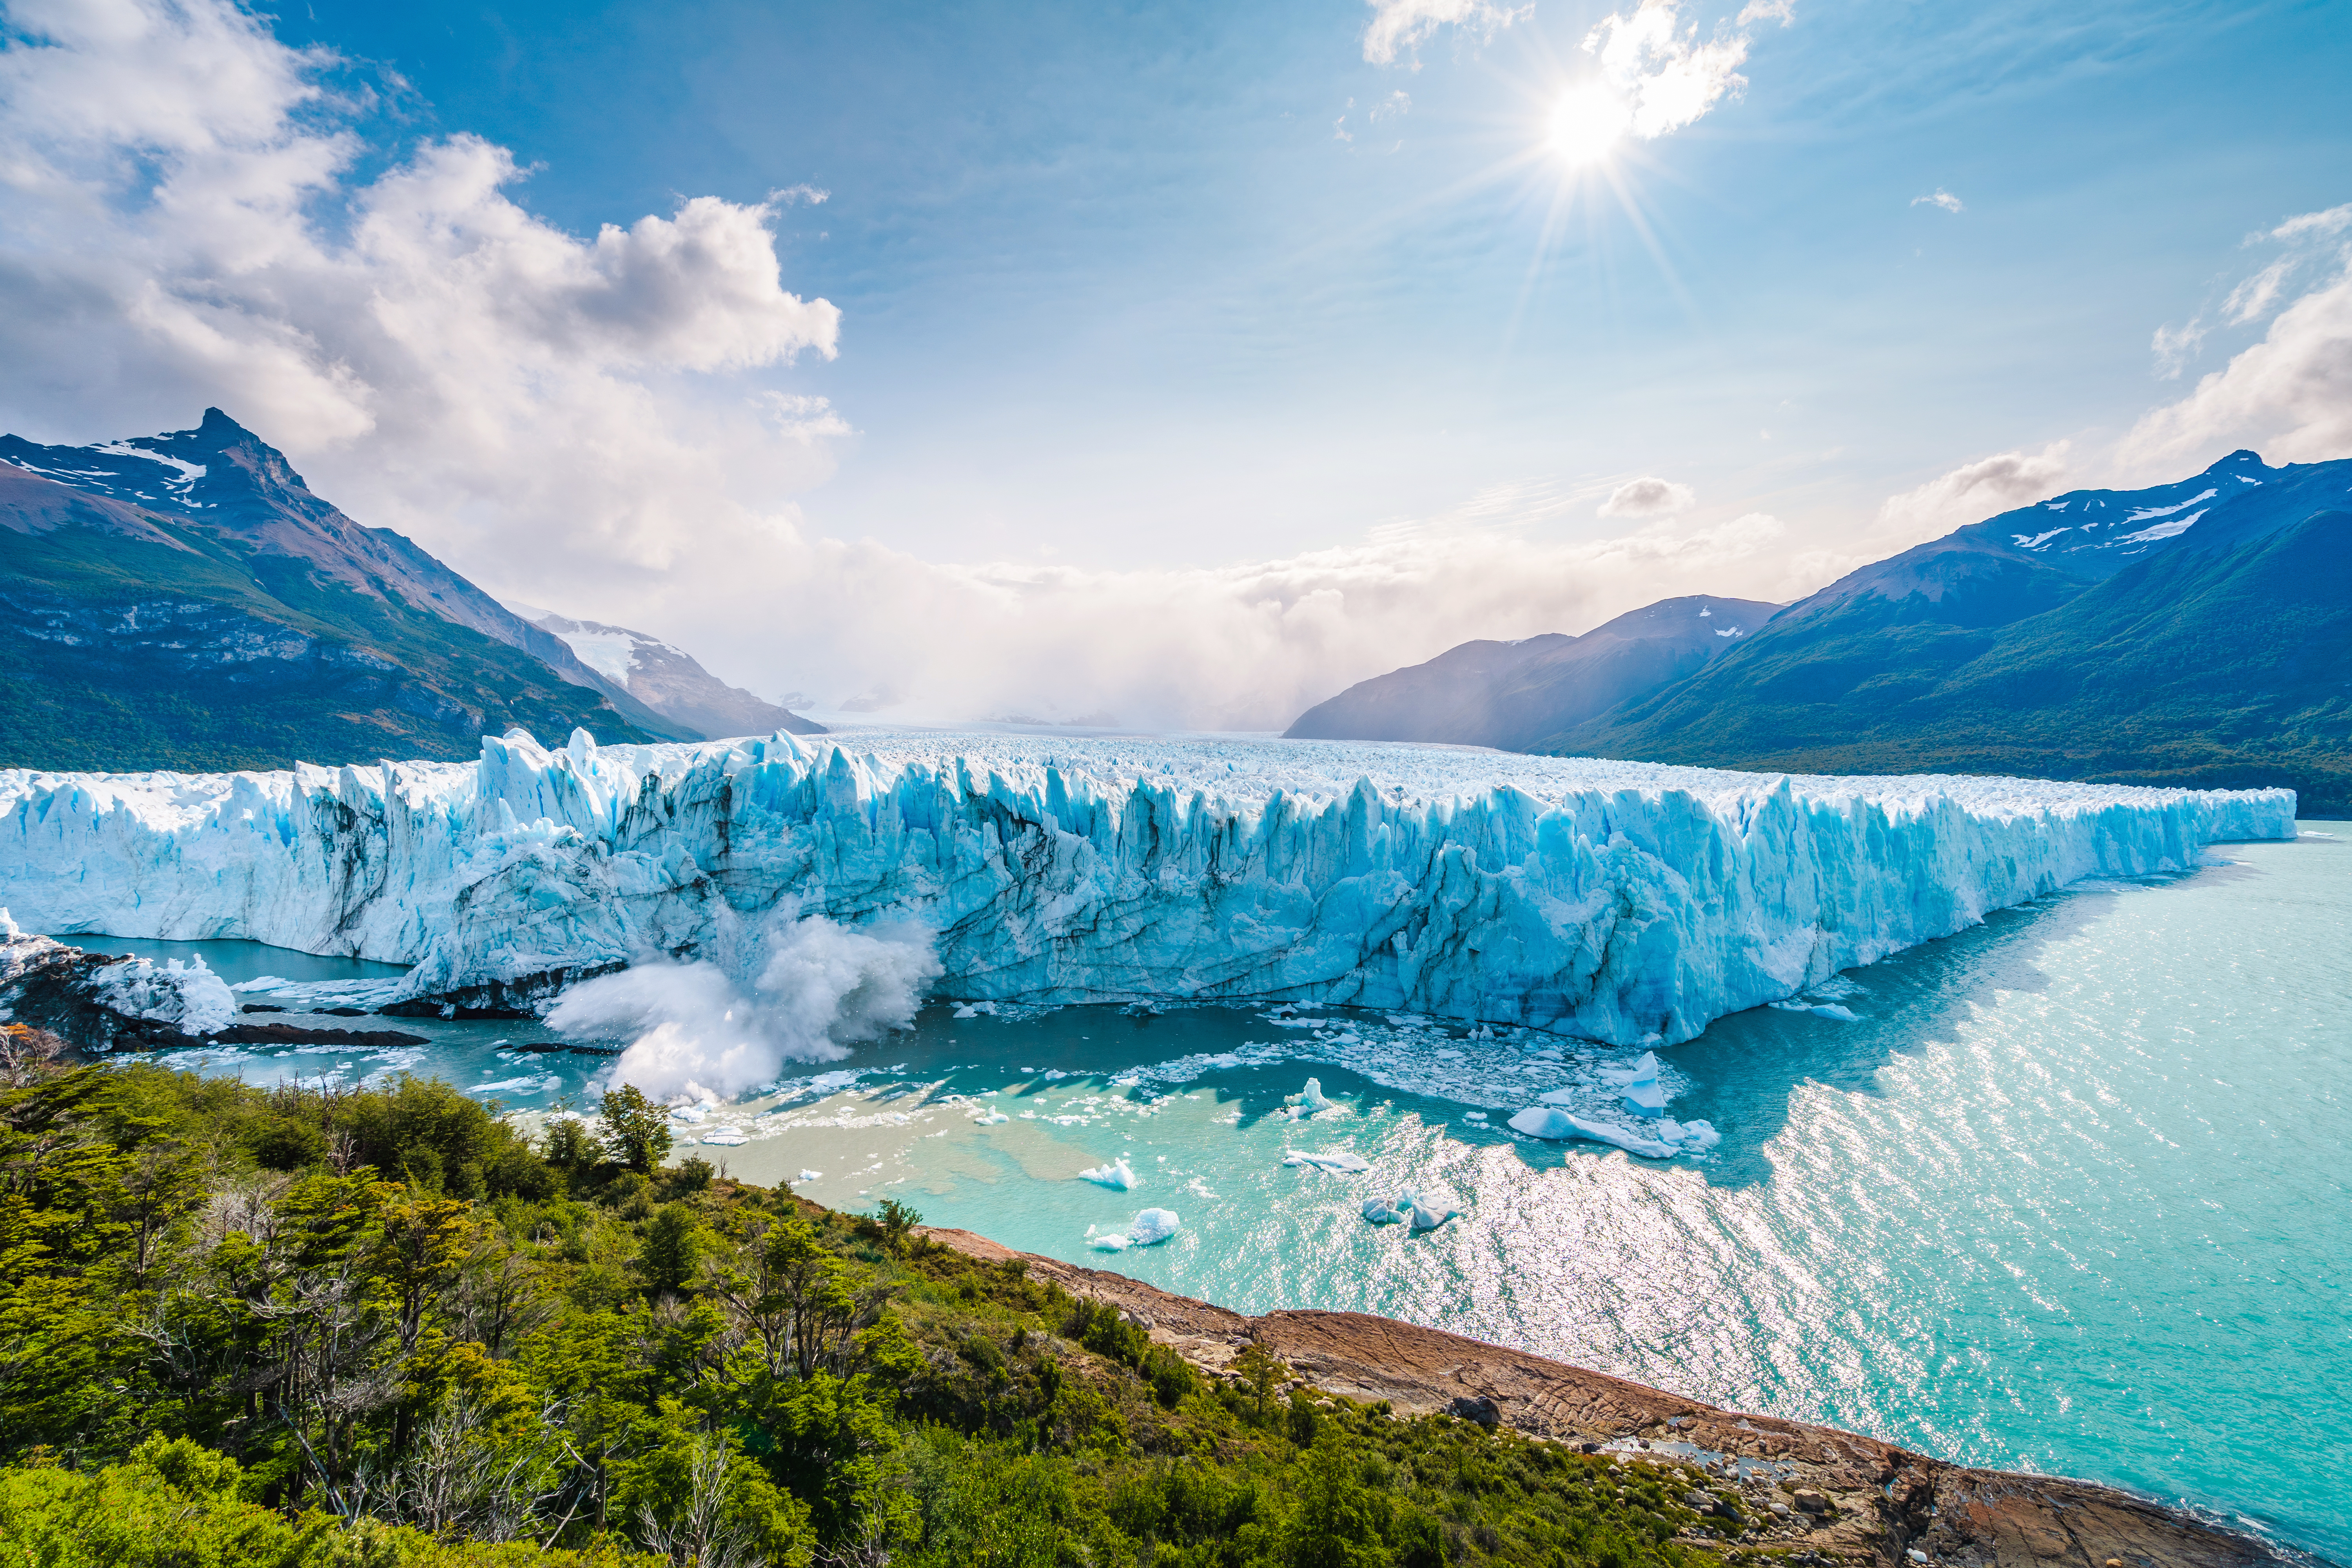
xmin=0 ymin=730 xmax=2294 ymax=1054
xmin=1400 ymin=1188 xmax=1461 ymax=1232
xmin=1507 ymin=1105 xmax=1677 ymax=1159
xmin=1128 ymin=1207 xmax=1181 ymax=1245
xmin=1289 ymin=1078 xmax=1339 ymax=1116
xmin=1362 ymin=1197 xmax=1406 ymax=1225
xmin=1283 ymin=1149 xmax=1372 ymax=1173
xmin=1077 ymin=1157 xmax=1138 ymax=1190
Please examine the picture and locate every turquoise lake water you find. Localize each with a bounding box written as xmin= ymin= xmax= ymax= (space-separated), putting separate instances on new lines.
xmin=72 ymin=827 xmax=2350 ymax=1560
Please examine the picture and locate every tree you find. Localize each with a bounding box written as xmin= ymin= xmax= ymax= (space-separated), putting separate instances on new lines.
xmin=872 ymin=1198 xmax=920 ymax=1258
xmin=598 ymin=1085 xmax=671 ymax=1175
xmin=640 ymin=1203 xmax=705 ymax=1297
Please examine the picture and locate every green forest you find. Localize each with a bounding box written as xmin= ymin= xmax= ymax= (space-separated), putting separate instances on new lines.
xmin=0 ymin=1035 xmax=1761 ymax=1567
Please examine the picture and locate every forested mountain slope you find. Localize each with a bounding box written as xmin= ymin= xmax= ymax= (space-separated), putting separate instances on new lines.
xmin=0 ymin=410 xmax=693 ymax=771
xmin=1285 ymin=596 xmax=1781 ymax=750
xmin=1559 ymin=453 xmax=2352 ymax=812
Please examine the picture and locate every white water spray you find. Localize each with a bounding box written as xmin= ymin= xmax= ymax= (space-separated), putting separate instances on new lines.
xmin=546 ymin=911 xmax=941 ymax=1102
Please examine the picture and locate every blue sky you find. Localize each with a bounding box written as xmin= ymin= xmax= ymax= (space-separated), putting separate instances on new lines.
xmin=2 ymin=0 xmax=2348 ymax=722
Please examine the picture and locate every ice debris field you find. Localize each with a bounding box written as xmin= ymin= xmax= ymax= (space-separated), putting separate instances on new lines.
xmin=0 ymin=727 xmax=2291 ymax=1083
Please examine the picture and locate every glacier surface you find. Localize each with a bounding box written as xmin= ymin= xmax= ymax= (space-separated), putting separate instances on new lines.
xmin=0 ymin=727 xmax=2295 ymax=1047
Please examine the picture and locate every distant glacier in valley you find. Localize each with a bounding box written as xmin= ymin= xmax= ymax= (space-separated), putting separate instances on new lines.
xmin=0 ymin=729 xmax=2293 ymax=1054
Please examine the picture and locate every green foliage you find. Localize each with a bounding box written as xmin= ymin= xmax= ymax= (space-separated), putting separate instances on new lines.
xmin=0 ymin=515 xmax=667 ymax=774
xmin=596 ymin=1086 xmax=671 ymax=1176
xmin=0 ymin=1058 xmax=1748 ymax=1568
xmin=638 ymin=1203 xmax=705 ymax=1296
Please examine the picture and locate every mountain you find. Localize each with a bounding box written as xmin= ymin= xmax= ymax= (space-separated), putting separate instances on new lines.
xmin=509 ymin=605 xmax=823 ymax=739
xmin=1559 ymin=450 xmax=2352 ymax=813
xmin=0 ymin=408 xmax=699 ymax=772
xmin=1285 ymin=595 xmax=1783 ymax=750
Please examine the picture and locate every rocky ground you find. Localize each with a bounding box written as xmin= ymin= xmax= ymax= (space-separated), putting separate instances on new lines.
xmin=926 ymin=1227 xmax=2298 ymax=1568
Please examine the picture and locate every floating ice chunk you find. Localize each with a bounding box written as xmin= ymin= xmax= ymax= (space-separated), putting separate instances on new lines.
xmin=1362 ymin=1198 xmax=1406 ymax=1225
xmin=974 ymin=1111 xmax=1010 ymax=1125
xmin=1283 ymin=1149 xmax=1372 ymax=1173
xmin=1400 ymin=1188 xmax=1461 ymax=1231
xmin=952 ymin=1000 xmax=999 ymax=1019
xmin=701 ymin=1127 xmax=749 ymax=1146
xmin=1599 ymin=1050 xmax=1661 ymax=1087
xmin=797 ymin=1169 xmax=822 ymax=1182
xmin=1508 ymin=1106 xmax=1677 ymax=1158
xmin=1770 ymin=1000 xmax=1858 ymax=1021
xmin=1676 ymin=1118 xmax=1721 ymax=1151
xmin=1078 ymin=1157 xmax=1138 ymax=1190
xmin=668 ymin=1103 xmax=710 ymax=1123
xmin=1288 ymin=1078 xmax=1339 ymax=1116
xmin=1085 ymin=1226 xmax=1130 ymax=1252
xmin=1129 ymin=1208 xmax=1181 ymax=1245
xmin=1621 ymin=1079 xmax=1669 ymax=1116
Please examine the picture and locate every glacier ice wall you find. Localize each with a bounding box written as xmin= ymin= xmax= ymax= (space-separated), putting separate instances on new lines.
xmin=0 ymin=728 xmax=2297 ymax=1045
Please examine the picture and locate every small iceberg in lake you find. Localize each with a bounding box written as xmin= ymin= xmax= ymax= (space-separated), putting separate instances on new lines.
xmin=1401 ymin=1187 xmax=1460 ymax=1232
xmin=1770 ymin=999 xmax=1860 ymax=1021
xmin=1283 ymin=1149 xmax=1371 ymax=1173
xmin=1088 ymin=1208 xmax=1180 ymax=1250
xmin=701 ymin=1127 xmax=748 ymax=1146
xmin=796 ymin=1169 xmax=822 ymax=1182
xmin=1598 ymin=1050 xmax=1668 ymax=1116
xmin=1078 ymin=1157 xmax=1138 ymax=1190
xmin=1362 ymin=1187 xmax=1460 ymax=1231
xmin=1286 ymin=1078 xmax=1339 ymax=1118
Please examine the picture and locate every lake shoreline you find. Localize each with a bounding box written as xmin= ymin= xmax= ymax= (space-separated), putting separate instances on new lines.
xmin=920 ymin=1224 xmax=2308 ymax=1568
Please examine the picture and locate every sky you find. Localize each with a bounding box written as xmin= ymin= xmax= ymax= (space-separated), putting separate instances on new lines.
xmin=1 ymin=0 xmax=2348 ymax=728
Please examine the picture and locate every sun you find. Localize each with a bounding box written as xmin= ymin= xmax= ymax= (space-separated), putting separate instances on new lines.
xmin=1549 ymin=83 xmax=1631 ymax=167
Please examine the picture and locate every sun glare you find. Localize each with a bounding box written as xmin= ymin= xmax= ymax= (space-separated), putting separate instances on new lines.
xmin=1549 ymin=84 xmax=1631 ymax=167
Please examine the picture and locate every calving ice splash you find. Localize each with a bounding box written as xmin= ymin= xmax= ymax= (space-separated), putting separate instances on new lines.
xmin=0 ymin=728 xmax=2292 ymax=1106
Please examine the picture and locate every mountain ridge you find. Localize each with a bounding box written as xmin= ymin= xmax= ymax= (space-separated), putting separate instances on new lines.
xmin=0 ymin=410 xmax=708 ymax=771
xmin=1284 ymin=450 xmax=2351 ymax=814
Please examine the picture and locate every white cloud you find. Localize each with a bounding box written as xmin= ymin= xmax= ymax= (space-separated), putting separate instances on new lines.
xmin=711 ymin=503 xmax=1824 ymax=732
xmin=2122 ymin=264 xmax=2352 ymax=473
xmin=2120 ymin=202 xmax=2352 ymax=473
xmin=1875 ymin=443 xmax=2072 ymax=540
xmin=1361 ymin=0 xmax=1528 ymax=68
xmin=1596 ymin=476 xmax=1696 ymax=517
xmin=1734 ymin=0 xmax=1795 ymax=24
xmin=1911 ymin=188 xmax=1964 ymax=214
xmin=2151 ymin=318 xmax=2207 ymax=380
xmin=1583 ymin=1 xmax=1751 ymax=143
xmin=0 ymin=0 xmax=840 ymax=587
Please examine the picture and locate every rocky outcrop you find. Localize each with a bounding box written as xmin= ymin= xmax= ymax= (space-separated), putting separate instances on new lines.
xmin=924 ymin=1228 xmax=2293 ymax=1568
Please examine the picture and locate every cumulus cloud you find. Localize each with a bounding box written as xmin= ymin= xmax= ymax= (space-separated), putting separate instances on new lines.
xmin=2121 ymin=202 xmax=2352 ymax=474
xmin=1911 ymin=188 xmax=1963 ymax=214
xmin=1596 ymin=476 xmax=1696 ymax=517
xmin=1361 ymin=0 xmax=1528 ymax=67
xmin=1583 ymin=0 xmax=1751 ymax=142
xmin=1875 ymin=443 xmax=2072 ymax=539
xmin=0 ymin=0 xmax=840 ymax=587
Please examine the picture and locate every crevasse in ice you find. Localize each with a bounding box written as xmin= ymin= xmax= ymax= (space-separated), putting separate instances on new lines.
xmin=0 ymin=727 xmax=2295 ymax=1045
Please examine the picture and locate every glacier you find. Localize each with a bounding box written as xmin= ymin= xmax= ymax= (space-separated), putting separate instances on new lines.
xmin=0 ymin=726 xmax=2295 ymax=1048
